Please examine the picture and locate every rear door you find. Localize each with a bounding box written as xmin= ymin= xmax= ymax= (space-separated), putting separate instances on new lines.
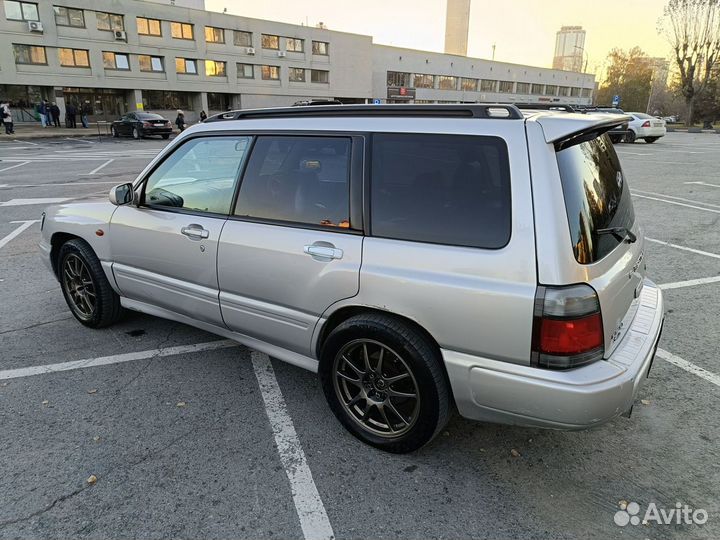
xmin=217 ymin=134 xmax=364 ymax=357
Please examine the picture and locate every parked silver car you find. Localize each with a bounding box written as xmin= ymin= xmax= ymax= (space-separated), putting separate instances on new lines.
xmin=39 ymin=104 xmax=665 ymax=453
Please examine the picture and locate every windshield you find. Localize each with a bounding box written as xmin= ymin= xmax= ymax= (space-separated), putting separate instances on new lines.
xmin=556 ymin=135 xmax=635 ymax=264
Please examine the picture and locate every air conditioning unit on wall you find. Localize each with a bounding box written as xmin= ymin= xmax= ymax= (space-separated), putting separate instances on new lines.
xmin=277 ymin=51 xmax=287 ymax=58
xmin=245 ymin=47 xmax=255 ymax=55
xmin=114 ymin=30 xmax=127 ymax=41
xmin=28 ymin=21 xmax=43 ymax=32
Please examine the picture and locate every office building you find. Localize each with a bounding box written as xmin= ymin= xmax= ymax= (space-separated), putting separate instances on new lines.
xmin=444 ymin=0 xmax=471 ymax=56
xmin=552 ymin=26 xmax=586 ymax=72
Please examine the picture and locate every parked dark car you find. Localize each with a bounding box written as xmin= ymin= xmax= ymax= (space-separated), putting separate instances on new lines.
xmin=111 ymin=112 xmax=173 ymax=139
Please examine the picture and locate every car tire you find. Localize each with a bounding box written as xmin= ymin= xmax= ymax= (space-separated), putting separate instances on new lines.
xmin=111 ymin=126 xmax=118 ymax=138
xmin=319 ymin=313 xmax=451 ymax=453
xmin=132 ymin=127 xmax=141 ymax=139
xmin=609 ymin=135 xmax=622 ymax=144
xmin=625 ymin=130 xmax=637 ymax=143
xmin=162 ymin=134 xmax=170 ymax=140
xmin=645 ymin=137 xmax=659 ymax=143
xmin=58 ymin=239 xmax=122 ymax=328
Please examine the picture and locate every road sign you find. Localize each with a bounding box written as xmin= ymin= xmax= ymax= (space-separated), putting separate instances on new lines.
xmin=372 ymin=98 xmax=381 ymax=105
xmin=612 ymin=95 xmax=621 ymax=107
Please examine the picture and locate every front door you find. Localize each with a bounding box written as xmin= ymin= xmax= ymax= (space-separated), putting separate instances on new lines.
xmin=217 ymin=135 xmax=363 ymax=356
xmin=110 ymin=135 xmax=252 ymax=325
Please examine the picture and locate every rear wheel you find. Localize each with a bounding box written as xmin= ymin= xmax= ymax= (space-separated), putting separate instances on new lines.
xmin=624 ymin=130 xmax=637 ymax=143
xmin=319 ymin=314 xmax=451 ymax=453
xmin=162 ymin=134 xmax=170 ymax=140
xmin=609 ymin=135 xmax=622 ymax=144
xmin=58 ymin=239 xmax=122 ymax=328
xmin=645 ymin=137 xmax=659 ymax=143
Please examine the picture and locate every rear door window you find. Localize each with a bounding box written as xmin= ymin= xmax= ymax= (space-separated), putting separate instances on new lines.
xmin=556 ymin=135 xmax=635 ymax=263
xmin=370 ymin=133 xmax=511 ymax=249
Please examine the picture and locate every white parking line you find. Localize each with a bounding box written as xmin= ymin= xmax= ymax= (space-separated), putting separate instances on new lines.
xmin=79 ymin=159 xmax=114 ymax=176
xmin=0 ymin=220 xmax=39 ymax=250
xmin=633 ymin=194 xmax=720 ymax=214
xmin=0 ymin=197 xmax=70 ymax=207
xmin=0 ymin=161 xmax=29 ymax=173
xmin=645 ymin=238 xmax=720 ymax=260
xmin=656 ymin=349 xmax=720 ymax=388
xmin=633 ymin=190 xmax=720 ymax=209
xmin=685 ymin=181 xmax=720 ymax=188
xmin=0 ymin=340 xmax=236 ymax=380
xmin=2 ymin=181 xmax=117 ymax=188
xmin=251 ymin=351 xmax=335 ymax=540
xmin=659 ymin=276 xmax=720 ymax=290
xmin=16 ymin=139 xmax=38 ymax=146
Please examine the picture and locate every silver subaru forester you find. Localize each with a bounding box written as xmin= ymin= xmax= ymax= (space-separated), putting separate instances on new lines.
xmin=39 ymin=104 xmax=665 ymax=453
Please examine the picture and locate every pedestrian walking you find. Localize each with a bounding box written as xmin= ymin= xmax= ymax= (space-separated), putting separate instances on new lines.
xmin=50 ymin=102 xmax=61 ymax=127
xmin=199 ymin=110 xmax=207 ymax=122
xmin=66 ymin=102 xmax=77 ymax=128
xmin=81 ymin=100 xmax=91 ymax=128
xmin=175 ymin=109 xmax=186 ymax=132
xmin=38 ymin=100 xmax=49 ymax=128
xmin=1 ymin=101 xmax=15 ymax=134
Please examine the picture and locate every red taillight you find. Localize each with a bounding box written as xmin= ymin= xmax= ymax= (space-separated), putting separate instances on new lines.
xmin=531 ymin=285 xmax=604 ymax=369
xmin=641 ymin=120 xmax=651 ymax=127
xmin=537 ymin=313 xmax=603 ymax=355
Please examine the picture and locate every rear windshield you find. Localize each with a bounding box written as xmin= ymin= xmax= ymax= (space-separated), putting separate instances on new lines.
xmin=137 ymin=113 xmax=164 ymax=120
xmin=556 ymin=135 xmax=635 ymax=263
xmin=631 ymin=112 xmax=653 ymax=119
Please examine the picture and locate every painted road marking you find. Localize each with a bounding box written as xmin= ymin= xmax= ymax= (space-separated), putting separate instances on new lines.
xmin=685 ymin=181 xmax=720 ymax=188
xmin=633 ymin=189 xmax=720 ymax=209
xmin=1 ymin=181 xmax=117 ymax=188
xmin=251 ymin=351 xmax=335 ymax=540
xmin=0 ymin=220 xmax=39 ymax=250
xmin=646 ymin=237 xmax=720 ymax=260
xmin=0 ymin=197 xmax=70 ymax=207
xmin=0 ymin=340 xmax=237 ymax=380
xmin=660 ymin=276 xmax=720 ymax=290
xmin=633 ymin=194 xmax=720 ymax=214
xmin=656 ymin=349 xmax=720 ymax=388
xmin=0 ymin=161 xmax=30 ymax=173
xmin=79 ymin=159 xmax=114 ymax=176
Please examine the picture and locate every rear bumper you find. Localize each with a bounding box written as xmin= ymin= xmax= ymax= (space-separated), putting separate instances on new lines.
xmin=635 ymin=127 xmax=666 ymax=138
xmin=443 ymin=279 xmax=664 ymax=429
xmin=141 ymin=127 xmax=172 ymax=135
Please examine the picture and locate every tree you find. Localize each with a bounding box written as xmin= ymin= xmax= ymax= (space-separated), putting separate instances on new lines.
xmin=596 ymin=47 xmax=654 ymax=111
xmin=659 ymin=0 xmax=720 ymax=126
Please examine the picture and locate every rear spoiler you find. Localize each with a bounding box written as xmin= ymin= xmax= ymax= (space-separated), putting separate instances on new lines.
xmin=553 ymin=116 xmax=631 ymax=151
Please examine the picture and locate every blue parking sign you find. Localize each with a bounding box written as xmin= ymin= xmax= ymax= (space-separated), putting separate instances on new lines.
xmin=612 ymin=95 xmax=621 ymax=107
xmin=372 ymin=99 xmax=381 ymax=105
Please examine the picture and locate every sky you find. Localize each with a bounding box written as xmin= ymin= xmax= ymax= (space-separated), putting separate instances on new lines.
xmin=206 ymin=0 xmax=670 ymax=76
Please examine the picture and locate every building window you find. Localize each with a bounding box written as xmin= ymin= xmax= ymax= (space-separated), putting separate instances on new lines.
xmin=286 ymin=38 xmax=304 ymax=52
xmin=498 ymin=81 xmax=514 ymax=93
xmin=438 ymin=76 xmax=458 ymax=90
xmin=205 ymin=60 xmax=226 ymax=77
xmin=137 ymin=17 xmax=161 ymax=36
xmin=204 ymin=26 xmax=224 ymax=43
xmin=559 ymin=86 xmax=571 ymax=97
xmin=311 ymin=69 xmax=329 ymax=83
xmin=96 ymin=12 xmax=124 ymax=31
xmin=237 ymin=63 xmax=253 ymax=78
xmin=4 ymin=1 xmax=38 ymax=21
xmin=102 ymin=52 xmax=129 ymax=70
xmin=13 ymin=43 xmax=46 ymax=64
xmin=54 ymin=6 xmax=84 ymax=27
xmin=171 ymin=22 xmax=193 ymax=39
xmin=312 ymin=40 xmax=329 ymax=55
xmin=461 ymin=78 xmax=478 ymax=91
xmin=571 ymin=87 xmax=581 ymax=97
xmin=139 ymin=55 xmax=163 ymax=72
xmin=207 ymin=93 xmax=230 ymax=111
xmin=261 ymin=34 xmax=279 ymax=49
xmin=544 ymin=84 xmax=558 ymax=96
xmin=289 ymin=67 xmax=305 ymax=82
xmin=516 ymin=82 xmax=530 ymax=94
xmin=480 ymin=80 xmax=497 ymax=92
xmin=175 ymin=58 xmax=197 ymax=74
xmin=581 ymin=88 xmax=591 ymax=98
xmin=531 ymin=83 xmax=544 ymax=94
xmin=234 ymin=30 xmax=252 ymax=47
xmin=143 ymin=90 xmax=191 ymax=110
xmin=59 ymin=48 xmax=89 ymax=67
xmin=261 ymin=65 xmax=279 ymax=80
xmin=387 ymin=71 xmax=411 ymax=87
xmin=414 ymin=73 xmax=434 ymax=88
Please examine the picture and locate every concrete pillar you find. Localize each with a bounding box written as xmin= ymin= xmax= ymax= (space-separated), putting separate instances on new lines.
xmin=198 ymin=92 xmax=209 ymax=114
xmin=129 ymin=89 xmax=144 ymax=111
xmin=230 ymin=94 xmax=242 ymax=110
xmin=54 ymin=87 xmax=66 ymax=119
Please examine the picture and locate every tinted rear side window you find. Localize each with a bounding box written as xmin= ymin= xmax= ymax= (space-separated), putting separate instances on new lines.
xmin=556 ymin=135 xmax=635 ymax=263
xmin=370 ymin=133 xmax=511 ymax=249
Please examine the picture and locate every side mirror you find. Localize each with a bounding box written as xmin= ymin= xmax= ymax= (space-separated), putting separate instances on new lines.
xmin=109 ymin=183 xmax=134 ymax=206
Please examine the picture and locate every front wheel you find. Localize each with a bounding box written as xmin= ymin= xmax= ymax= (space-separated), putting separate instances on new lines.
xmin=111 ymin=126 xmax=118 ymax=138
xmin=132 ymin=127 xmax=141 ymax=139
xmin=645 ymin=137 xmax=659 ymax=143
xmin=319 ymin=314 xmax=451 ymax=453
xmin=58 ymin=239 xmax=122 ymax=328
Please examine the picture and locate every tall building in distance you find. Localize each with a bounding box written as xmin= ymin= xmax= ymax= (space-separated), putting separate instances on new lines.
xmin=552 ymin=26 xmax=586 ymax=72
xmin=444 ymin=0 xmax=471 ymax=56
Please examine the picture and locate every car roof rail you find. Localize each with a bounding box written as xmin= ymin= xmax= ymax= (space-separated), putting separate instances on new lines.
xmin=514 ymin=103 xmax=578 ymax=112
xmin=205 ymin=103 xmax=524 ymax=122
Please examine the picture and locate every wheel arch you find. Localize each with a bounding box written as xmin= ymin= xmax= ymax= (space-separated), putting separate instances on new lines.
xmin=50 ymin=232 xmax=82 ymax=276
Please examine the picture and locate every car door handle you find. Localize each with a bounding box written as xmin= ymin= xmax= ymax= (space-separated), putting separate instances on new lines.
xmin=304 ymin=244 xmax=343 ymax=260
xmin=181 ymin=225 xmax=209 ymax=239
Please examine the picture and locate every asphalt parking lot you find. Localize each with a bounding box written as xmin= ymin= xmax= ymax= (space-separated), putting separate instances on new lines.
xmin=1 ymin=132 xmax=719 ymax=540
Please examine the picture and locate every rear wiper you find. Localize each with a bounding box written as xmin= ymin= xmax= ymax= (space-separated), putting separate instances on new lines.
xmin=596 ymin=227 xmax=637 ymax=243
